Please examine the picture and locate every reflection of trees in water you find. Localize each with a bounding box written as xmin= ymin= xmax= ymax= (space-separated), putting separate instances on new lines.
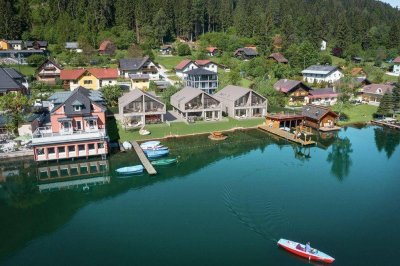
xmin=293 ymin=145 xmax=311 ymax=162
xmin=327 ymin=137 xmax=353 ymax=181
xmin=374 ymin=127 xmax=400 ymax=159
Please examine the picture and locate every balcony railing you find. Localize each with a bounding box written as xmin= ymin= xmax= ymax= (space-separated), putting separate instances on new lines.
xmin=32 ymin=127 xmax=107 ymax=145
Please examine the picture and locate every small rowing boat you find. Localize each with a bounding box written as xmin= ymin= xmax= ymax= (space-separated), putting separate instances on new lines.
xmin=140 ymin=141 xmax=161 ymax=150
xmin=151 ymin=158 xmax=177 ymax=166
xmin=145 ymin=149 xmax=169 ymax=159
xmin=277 ymin=239 xmax=335 ymax=264
xmin=116 ymin=165 xmax=144 ymax=175
xmin=122 ymin=141 xmax=132 ymax=150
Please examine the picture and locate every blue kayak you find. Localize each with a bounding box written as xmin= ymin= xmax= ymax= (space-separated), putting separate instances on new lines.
xmin=145 ymin=149 xmax=169 ymax=158
xmin=116 ymin=165 xmax=144 ymax=174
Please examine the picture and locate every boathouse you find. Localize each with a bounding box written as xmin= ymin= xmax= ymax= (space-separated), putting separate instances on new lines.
xmin=302 ymin=104 xmax=339 ymax=131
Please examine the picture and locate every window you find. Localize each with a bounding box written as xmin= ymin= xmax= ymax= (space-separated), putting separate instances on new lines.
xmin=58 ymin=147 xmax=65 ymax=153
xmin=98 ymin=143 xmax=105 ymax=149
xmin=108 ymin=81 xmax=112 ymax=84
xmin=88 ymin=144 xmax=95 ymax=150
xmin=68 ymin=146 xmax=75 ymax=152
xmin=84 ymin=80 xmax=92 ymax=85
xmin=78 ymin=144 xmax=85 ymax=151
xmin=48 ymin=147 xmax=55 ymax=154
xmin=73 ymin=81 xmax=78 ymax=84
xmin=74 ymin=106 xmax=81 ymax=111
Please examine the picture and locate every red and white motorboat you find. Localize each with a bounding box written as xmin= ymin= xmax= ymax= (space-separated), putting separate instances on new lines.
xmin=278 ymin=238 xmax=335 ymax=264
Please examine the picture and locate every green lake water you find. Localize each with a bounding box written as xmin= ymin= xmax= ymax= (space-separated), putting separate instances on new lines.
xmin=0 ymin=126 xmax=399 ymax=265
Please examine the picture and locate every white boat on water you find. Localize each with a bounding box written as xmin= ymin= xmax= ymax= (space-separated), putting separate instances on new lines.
xmin=140 ymin=141 xmax=161 ymax=150
xmin=122 ymin=141 xmax=132 ymax=150
xmin=116 ymin=165 xmax=144 ymax=175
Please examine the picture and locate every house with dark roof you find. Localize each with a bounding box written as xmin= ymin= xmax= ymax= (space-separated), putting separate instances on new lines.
xmin=273 ymin=79 xmax=312 ymax=105
xmin=171 ymin=87 xmax=222 ymax=121
xmin=0 ymin=49 xmax=45 ymax=64
xmin=0 ymin=67 xmax=28 ymax=95
xmin=359 ymin=84 xmax=395 ymax=105
xmin=6 ymin=40 xmax=24 ymax=50
xmin=184 ymin=68 xmax=219 ymax=94
xmin=160 ymin=45 xmax=172 ymax=55
xmin=308 ymin=88 xmax=339 ymax=106
xmin=118 ymin=56 xmax=159 ymax=80
xmin=60 ymin=68 xmax=118 ymax=90
xmin=393 ymin=56 xmax=400 ymax=75
xmin=302 ymin=104 xmax=339 ymax=130
xmin=268 ymin=53 xmax=288 ymax=64
xmin=234 ymin=47 xmax=258 ymax=60
xmin=98 ymin=40 xmax=116 ymax=55
xmin=31 ymin=87 xmax=108 ymax=162
xmin=118 ymin=89 xmax=166 ymax=126
xmin=36 ymin=59 xmax=63 ymax=85
xmin=65 ymin=42 xmax=82 ymax=53
xmin=25 ymin=41 xmax=48 ymax=50
xmin=214 ymin=85 xmax=267 ymax=118
xmin=301 ymin=65 xmax=343 ymax=84
xmin=175 ymin=59 xmax=218 ymax=78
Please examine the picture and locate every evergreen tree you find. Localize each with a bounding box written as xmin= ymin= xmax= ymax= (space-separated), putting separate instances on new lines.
xmin=376 ymin=93 xmax=394 ymax=117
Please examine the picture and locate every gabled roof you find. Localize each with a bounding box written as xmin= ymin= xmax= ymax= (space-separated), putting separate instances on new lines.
xmin=214 ymin=85 xmax=266 ymax=102
xmin=0 ymin=67 xmax=26 ymax=91
xmin=350 ymin=67 xmax=364 ymax=76
xmin=118 ymin=89 xmax=165 ymax=109
xmin=184 ymin=68 xmax=216 ymax=75
xmin=25 ymin=41 xmax=48 ymax=47
xmin=36 ymin=59 xmax=63 ymax=73
xmin=48 ymin=89 xmax=104 ymax=105
xmin=268 ymin=53 xmax=288 ymax=63
xmin=99 ymin=40 xmax=113 ymax=51
xmin=393 ymin=56 xmax=400 ymax=64
xmin=206 ymin=47 xmax=218 ymax=53
xmin=175 ymin=59 xmax=193 ymax=70
xmin=234 ymin=47 xmax=258 ymax=56
xmin=302 ymin=65 xmax=338 ymax=75
xmin=302 ymin=104 xmax=338 ymax=121
xmin=160 ymin=45 xmax=172 ymax=50
xmin=273 ymin=79 xmax=311 ymax=93
xmin=7 ymin=40 xmax=23 ymax=44
xmin=195 ymin=60 xmax=212 ymax=66
xmin=308 ymin=88 xmax=338 ymax=99
xmin=171 ymin=86 xmax=204 ymax=106
xmin=119 ymin=56 xmax=151 ymax=71
xmin=60 ymin=68 xmax=118 ymax=80
xmin=52 ymin=87 xmax=106 ymax=116
xmin=362 ymin=84 xmax=394 ymax=95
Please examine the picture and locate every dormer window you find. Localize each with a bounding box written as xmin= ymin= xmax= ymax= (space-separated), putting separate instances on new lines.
xmin=377 ymin=88 xmax=382 ymax=94
xmin=74 ymin=106 xmax=82 ymax=111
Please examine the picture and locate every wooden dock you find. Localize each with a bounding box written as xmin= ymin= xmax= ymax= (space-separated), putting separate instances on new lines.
xmin=371 ymin=120 xmax=400 ymax=130
xmin=130 ymin=141 xmax=157 ymax=175
xmin=258 ymin=125 xmax=316 ymax=146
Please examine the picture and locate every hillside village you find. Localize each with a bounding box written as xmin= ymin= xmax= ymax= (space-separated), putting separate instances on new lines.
xmin=0 ymin=0 xmax=400 ymax=161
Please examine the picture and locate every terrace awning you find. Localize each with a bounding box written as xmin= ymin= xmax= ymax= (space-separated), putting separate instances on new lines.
xmin=83 ymin=116 xmax=98 ymax=120
xmin=57 ymin=117 xmax=73 ymax=122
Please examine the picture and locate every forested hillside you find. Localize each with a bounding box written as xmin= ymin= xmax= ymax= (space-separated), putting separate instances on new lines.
xmin=1 ymin=0 xmax=399 ymax=54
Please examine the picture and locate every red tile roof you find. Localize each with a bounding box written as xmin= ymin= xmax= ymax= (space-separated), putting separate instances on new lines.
xmin=88 ymin=68 xmax=118 ymax=79
xmin=175 ymin=59 xmax=193 ymax=70
xmin=99 ymin=40 xmax=112 ymax=51
xmin=60 ymin=68 xmax=118 ymax=80
xmin=206 ymin=47 xmax=218 ymax=53
xmin=195 ymin=60 xmax=211 ymax=66
xmin=60 ymin=69 xmax=86 ymax=80
xmin=393 ymin=56 xmax=400 ymax=63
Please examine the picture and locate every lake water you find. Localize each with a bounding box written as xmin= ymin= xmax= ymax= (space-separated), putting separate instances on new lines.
xmin=0 ymin=126 xmax=399 ymax=266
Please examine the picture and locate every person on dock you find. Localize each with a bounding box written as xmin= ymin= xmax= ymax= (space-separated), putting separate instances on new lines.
xmin=305 ymin=242 xmax=311 ymax=253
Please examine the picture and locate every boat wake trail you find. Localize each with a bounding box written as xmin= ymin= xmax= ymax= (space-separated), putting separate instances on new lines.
xmin=223 ymin=184 xmax=293 ymax=243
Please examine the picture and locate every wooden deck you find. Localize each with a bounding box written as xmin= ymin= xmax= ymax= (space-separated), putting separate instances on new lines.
xmin=319 ymin=126 xmax=341 ymax=132
xmin=130 ymin=141 xmax=157 ymax=175
xmin=371 ymin=120 xmax=400 ymax=130
xmin=258 ymin=125 xmax=316 ymax=146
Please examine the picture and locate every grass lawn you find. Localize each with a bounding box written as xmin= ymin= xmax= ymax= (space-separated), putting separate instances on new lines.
xmin=108 ymin=117 xmax=265 ymax=142
xmin=383 ymin=74 xmax=399 ymax=83
xmin=155 ymin=55 xmax=189 ymax=70
xmin=9 ymin=65 xmax=36 ymax=77
xmin=241 ymin=78 xmax=253 ymax=87
xmin=332 ymin=104 xmax=377 ymax=125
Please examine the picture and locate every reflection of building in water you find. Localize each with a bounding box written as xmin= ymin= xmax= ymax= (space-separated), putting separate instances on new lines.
xmin=37 ymin=160 xmax=110 ymax=192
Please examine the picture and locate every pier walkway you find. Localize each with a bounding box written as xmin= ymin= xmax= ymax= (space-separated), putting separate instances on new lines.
xmin=258 ymin=125 xmax=316 ymax=146
xmin=371 ymin=120 xmax=400 ymax=130
xmin=130 ymin=141 xmax=157 ymax=175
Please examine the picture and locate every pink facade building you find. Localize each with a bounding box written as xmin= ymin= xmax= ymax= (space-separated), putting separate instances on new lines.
xmin=31 ymin=87 xmax=108 ymax=162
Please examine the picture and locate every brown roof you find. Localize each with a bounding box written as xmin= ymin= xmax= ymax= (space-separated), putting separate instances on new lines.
xmin=175 ymin=59 xmax=192 ymax=70
xmin=60 ymin=68 xmax=118 ymax=80
xmin=273 ymin=79 xmax=311 ymax=94
xmin=302 ymin=104 xmax=338 ymax=121
xmin=99 ymin=40 xmax=113 ymax=51
xmin=206 ymin=47 xmax=218 ymax=53
xmin=393 ymin=56 xmax=400 ymax=63
xmin=268 ymin=53 xmax=288 ymax=63
xmin=308 ymin=88 xmax=338 ymax=99
xmin=362 ymin=84 xmax=394 ymax=95
xmin=195 ymin=60 xmax=211 ymax=66
xmin=350 ymin=68 xmax=364 ymax=76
